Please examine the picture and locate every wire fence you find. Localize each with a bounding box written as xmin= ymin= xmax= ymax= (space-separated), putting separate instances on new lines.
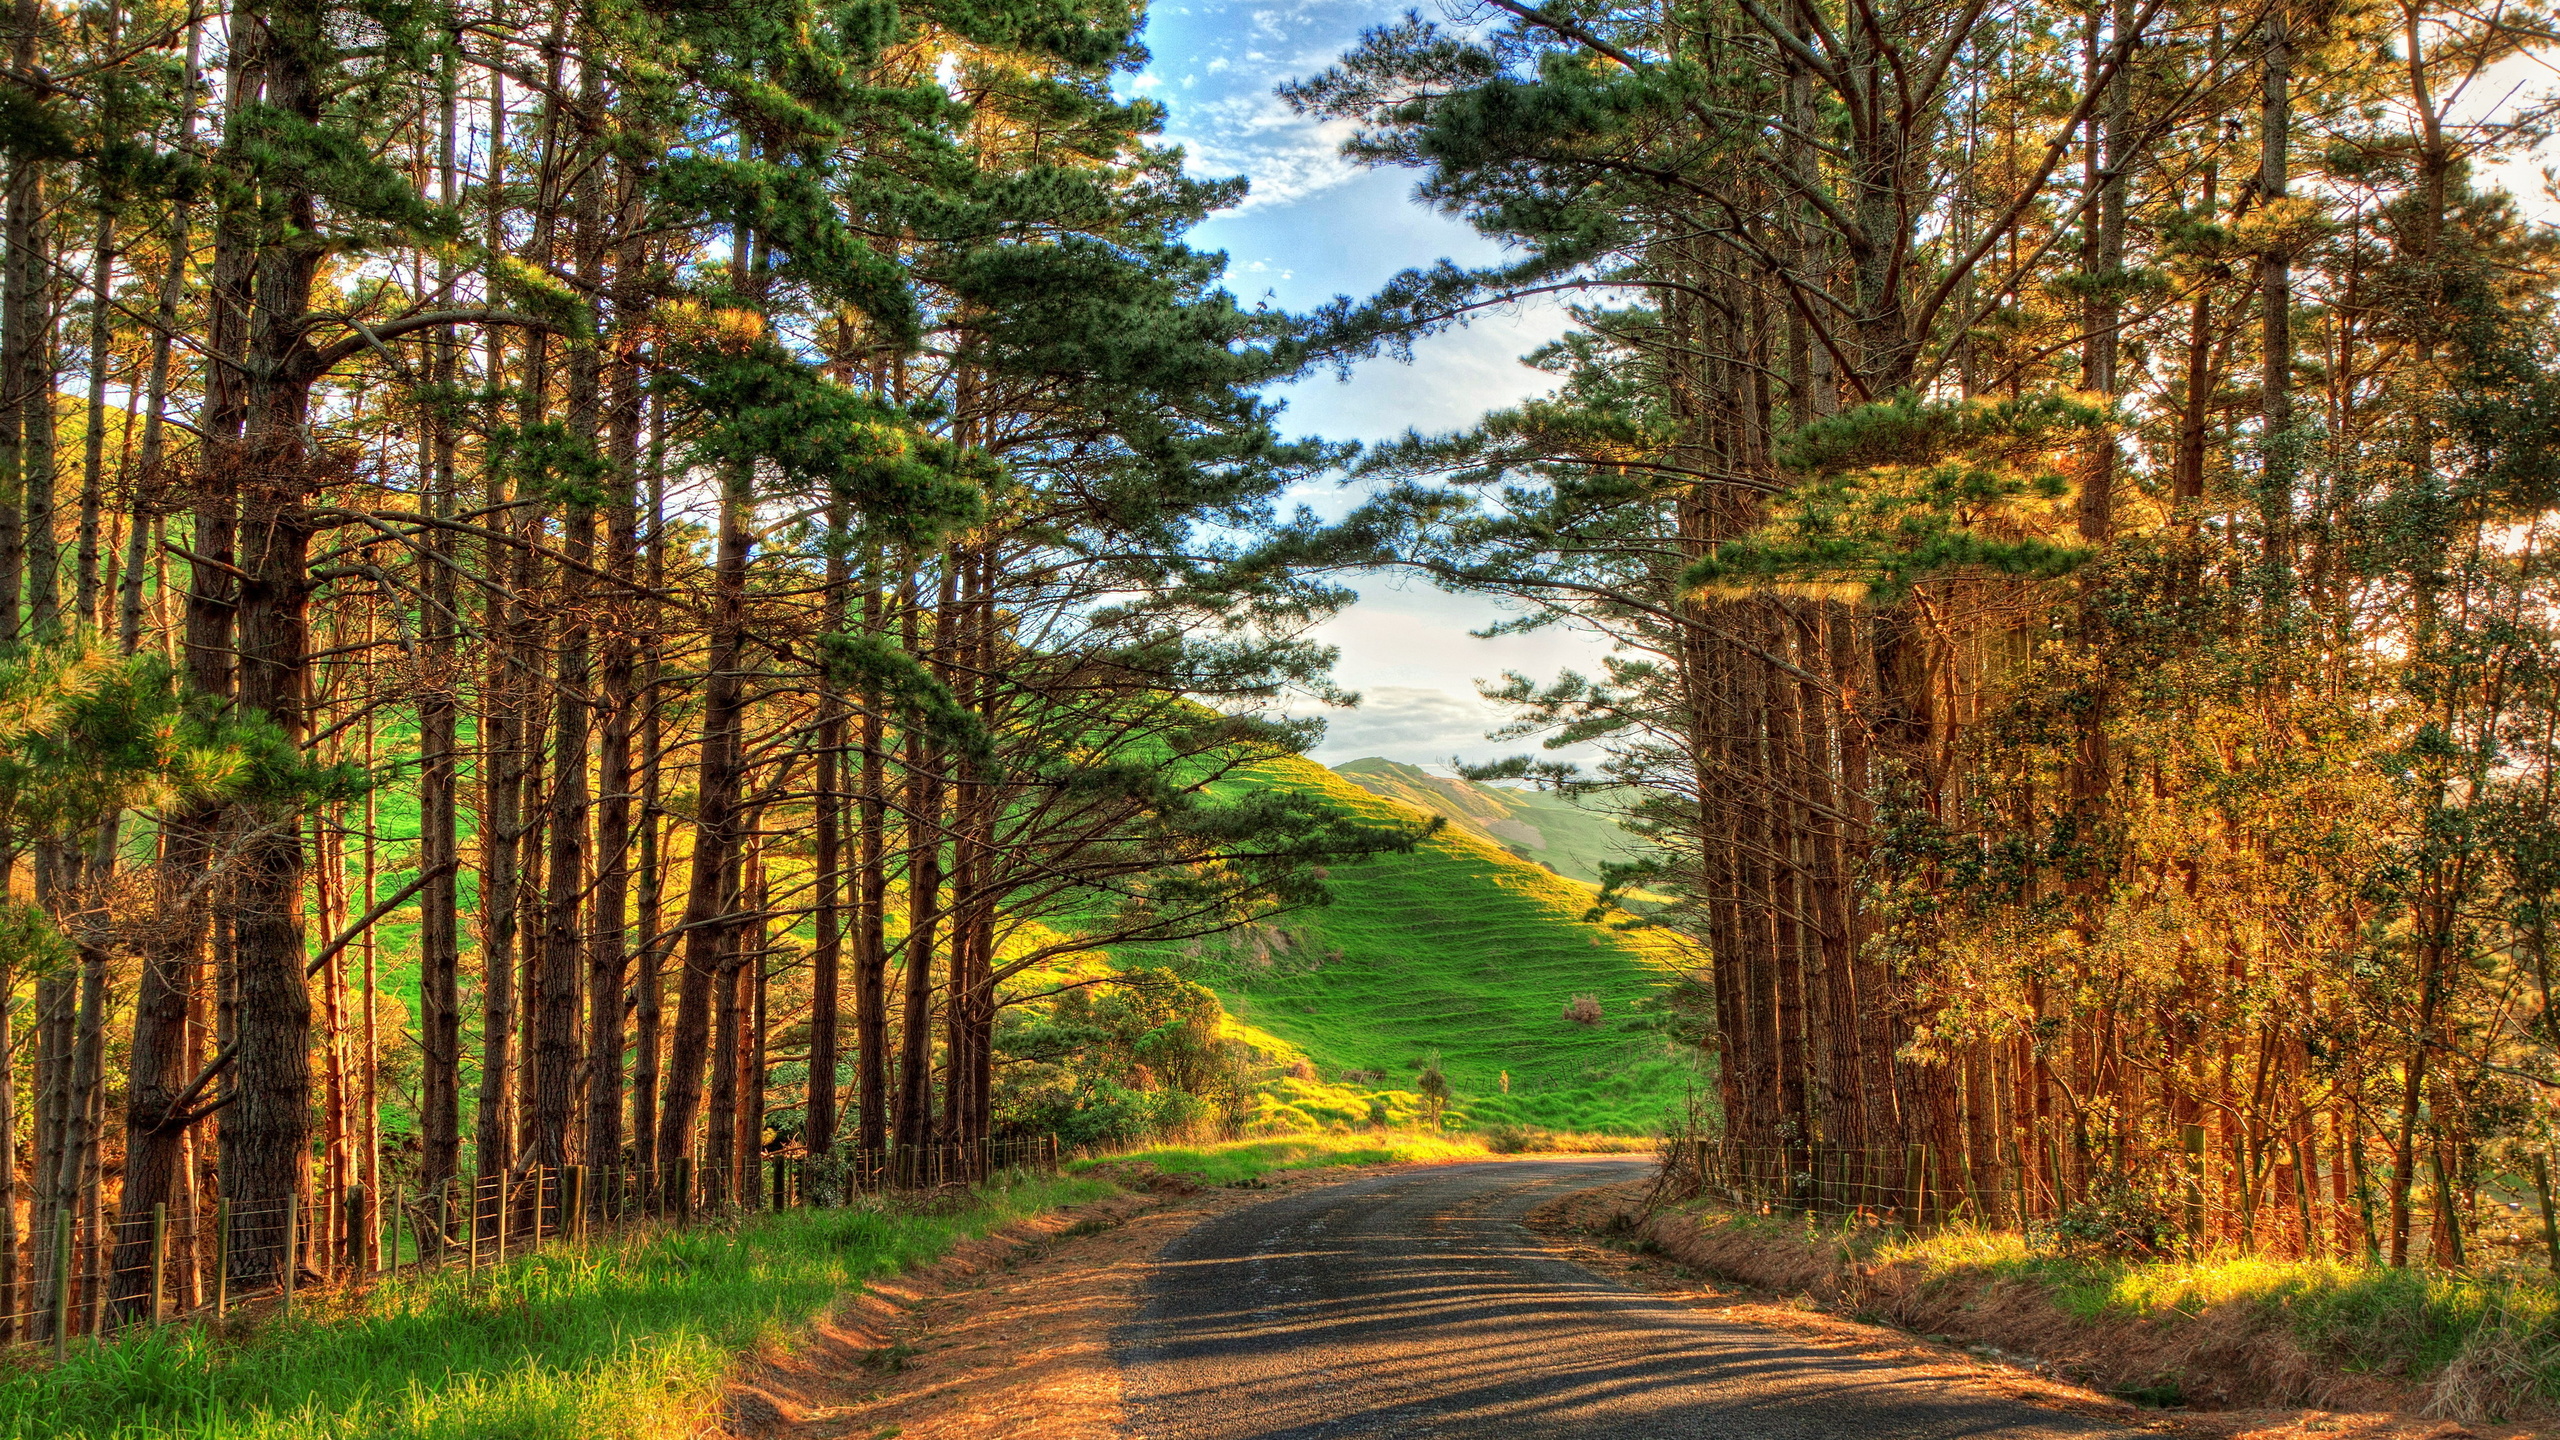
xmin=1664 ymin=1131 xmax=2560 ymax=1270
xmin=0 ymin=1134 xmax=1061 ymax=1360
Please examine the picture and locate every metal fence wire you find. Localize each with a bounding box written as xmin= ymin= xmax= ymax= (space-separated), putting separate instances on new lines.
xmin=1664 ymin=1130 xmax=2560 ymax=1267
xmin=0 ymin=1134 xmax=1062 ymax=1358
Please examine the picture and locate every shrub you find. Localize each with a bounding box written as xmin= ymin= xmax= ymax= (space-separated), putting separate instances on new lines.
xmin=1564 ymin=993 xmax=1604 ymax=1026
xmin=2050 ymin=1172 xmax=2180 ymax=1258
xmin=1418 ymin=1060 xmax=1451 ymax=1128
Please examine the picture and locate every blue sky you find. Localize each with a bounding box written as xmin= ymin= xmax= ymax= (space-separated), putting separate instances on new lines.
xmin=1130 ymin=0 xmax=1613 ymax=769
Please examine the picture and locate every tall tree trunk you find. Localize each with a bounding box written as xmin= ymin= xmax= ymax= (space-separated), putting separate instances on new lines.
xmin=72 ymin=202 xmax=113 ymax=629
xmin=2258 ymin=9 xmax=2295 ymax=586
xmin=808 ymin=494 xmax=848 ymax=1159
xmin=744 ymin=846 xmax=769 ymax=1208
xmin=217 ymin=0 xmax=340 ymax=1292
xmin=707 ymin=837 xmax=749 ymax=1208
xmin=525 ymin=40 xmax=590 ymax=1182
xmin=30 ymin=955 xmax=70 ymax=1338
xmin=108 ymin=5 xmax=215 ymax=1292
xmin=894 ymin=561 xmax=952 ymax=1177
xmin=474 ymin=61 xmax=520 ymax=1195
xmin=631 ymin=395 xmax=665 ymax=1182
xmin=654 ymin=456 xmax=753 ymax=1196
xmin=414 ymin=51 xmax=464 ymax=1244
xmin=4 ymin=0 xmax=56 ymax=641
xmin=853 ymin=562 xmax=891 ymax=1159
xmin=529 ymin=376 xmax=596 ymax=1181
xmin=587 ymin=207 xmax=644 ymax=1187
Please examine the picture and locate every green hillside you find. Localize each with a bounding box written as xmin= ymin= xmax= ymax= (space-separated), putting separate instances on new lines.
xmin=1329 ymin=758 xmax=1643 ymax=887
xmin=348 ymin=736 xmax=1698 ymax=1142
xmin=1117 ymin=757 xmax=1702 ymax=1135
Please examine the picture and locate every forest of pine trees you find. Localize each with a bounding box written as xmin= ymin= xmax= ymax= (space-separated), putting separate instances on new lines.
xmin=1278 ymin=0 xmax=2560 ymax=1263
xmin=0 ymin=0 xmax=1432 ymax=1343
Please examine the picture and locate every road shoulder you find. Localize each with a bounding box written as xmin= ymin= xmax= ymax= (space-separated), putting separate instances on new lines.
xmin=1525 ymin=1181 xmax=2532 ymax=1440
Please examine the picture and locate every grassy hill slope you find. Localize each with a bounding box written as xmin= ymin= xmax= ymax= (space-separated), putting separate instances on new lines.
xmin=1329 ymin=758 xmax=1643 ymax=886
xmin=348 ymin=729 xmax=1696 ymax=1141
xmin=1117 ymin=757 xmax=1701 ymax=1135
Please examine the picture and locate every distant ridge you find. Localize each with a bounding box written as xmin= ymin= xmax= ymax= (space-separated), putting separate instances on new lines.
xmin=1330 ymin=758 xmax=1642 ymax=887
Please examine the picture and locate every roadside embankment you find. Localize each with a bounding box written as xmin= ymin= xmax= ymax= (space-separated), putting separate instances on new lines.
xmin=1535 ymin=1182 xmax=2560 ymax=1429
xmin=2 ymin=1171 xmax=1113 ymax=1440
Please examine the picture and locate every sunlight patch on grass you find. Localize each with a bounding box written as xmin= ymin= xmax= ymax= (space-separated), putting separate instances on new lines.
xmin=1069 ymin=1130 xmax=1495 ymax=1184
xmin=1694 ymin=1202 xmax=2560 ymax=1401
xmin=3 ymin=1173 xmax=1113 ymax=1440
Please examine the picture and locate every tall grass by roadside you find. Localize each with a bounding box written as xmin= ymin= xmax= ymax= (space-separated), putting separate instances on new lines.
xmin=1677 ymin=1204 xmax=2560 ymax=1415
xmin=1875 ymin=1223 xmax=2560 ymax=1402
xmin=0 ymin=1171 xmax=1113 ymax=1440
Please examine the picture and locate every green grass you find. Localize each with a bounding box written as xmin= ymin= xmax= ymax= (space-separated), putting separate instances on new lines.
xmin=1069 ymin=1130 xmax=1501 ymax=1184
xmin=1688 ymin=1206 xmax=2560 ymax=1407
xmin=1877 ymin=1226 xmax=2560 ymax=1390
xmin=3 ymin=1172 xmax=1113 ymax=1440
xmin=1122 ymin=756 xmax=1703 ymax=1135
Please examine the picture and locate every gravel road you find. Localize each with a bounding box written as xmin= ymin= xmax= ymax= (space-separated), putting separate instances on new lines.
xmin=1114 ymin=1157 xmax=2128 ymax=1439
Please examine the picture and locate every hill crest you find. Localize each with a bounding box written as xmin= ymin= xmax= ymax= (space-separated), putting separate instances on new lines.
xmin=1328 ymin=757 xmax=1641 ymax=887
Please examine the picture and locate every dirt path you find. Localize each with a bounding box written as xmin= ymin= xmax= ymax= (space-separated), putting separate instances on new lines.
xmin=718 ymin=1171 xmax=1344 ymax=1440
xmin=720 ymin=1160 xmax=2538 ymax=1440
xmin=1114 ymin=1157 xmax=2129 ymax=1439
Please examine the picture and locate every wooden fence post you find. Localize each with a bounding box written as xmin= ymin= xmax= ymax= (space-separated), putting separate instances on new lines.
xmin=1903 ymin=1144 xmax=1928 ymax=1229
xmin=2533 ymin=1154 xmax=2560 ymax=1278
xmin=213 ymin=1199 xmax=230 ymax=1318
xmin=149 ymin=1203 xmax=168 ymax=1325
xmin=2183 ymin=1125 xmax=2207 ymax=1246
xmin=281 ymin=1208 xmax=297 ymax=1316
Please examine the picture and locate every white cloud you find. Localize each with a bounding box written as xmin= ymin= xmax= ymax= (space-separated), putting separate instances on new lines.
xmin=1165 ymin=110 xmax=1363 ymax=210
xmin=1301 ymin=685 xmax=1494 ymax=762
xmin=1276 ymin=583 xmax=1614 ymax=769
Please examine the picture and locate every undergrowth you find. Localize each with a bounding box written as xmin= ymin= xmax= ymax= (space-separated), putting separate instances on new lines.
xmin=0 ymin=1172 xmax=1112 ymax=1440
